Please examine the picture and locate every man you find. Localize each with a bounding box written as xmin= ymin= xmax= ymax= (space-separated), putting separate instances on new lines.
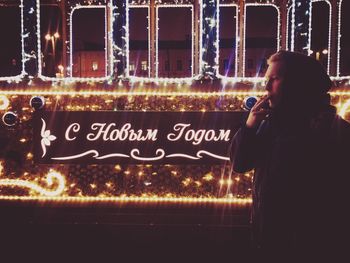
xmin=230 ymin=51 xmax=349 ymax=260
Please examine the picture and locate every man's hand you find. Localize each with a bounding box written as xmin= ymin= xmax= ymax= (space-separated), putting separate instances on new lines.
xmin=245 ymin=96 xmax=272 ymax=128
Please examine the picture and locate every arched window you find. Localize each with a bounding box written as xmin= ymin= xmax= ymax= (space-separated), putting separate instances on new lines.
xmin=217 ymin=3 xmax=238 ymax=78
xmin=244 ymin=4 xmax=280 ymax=78
xmin=156 ymin=5 xmax=193 ymax=78
xmin=309 ymin=0 xmax=331 ymax=74
xmin=0 ymin=0 xmax=23 ymax=79
xmin=70 ymin=6 xmax=110 ymax=79
xmin=38 ymin=4 xmax=63 ymax=78
xmin=128 ymin=5 xmax=150 ymax=78
xmin=339 ymin=0 xmax=350 ymax=76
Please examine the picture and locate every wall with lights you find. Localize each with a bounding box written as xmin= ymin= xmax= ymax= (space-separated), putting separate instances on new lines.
xmin=0 ymin=0 xmax=349 ymax=205
xmin=0 ymin=0 xmax=348 ymax=84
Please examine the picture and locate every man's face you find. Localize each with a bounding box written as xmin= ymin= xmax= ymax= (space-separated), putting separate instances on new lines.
xmin=265 ymin=61 xmax=285 ymax=109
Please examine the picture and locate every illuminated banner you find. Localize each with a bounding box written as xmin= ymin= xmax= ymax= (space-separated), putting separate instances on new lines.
xmin=33 ymin=111 xmax=245 ymax=164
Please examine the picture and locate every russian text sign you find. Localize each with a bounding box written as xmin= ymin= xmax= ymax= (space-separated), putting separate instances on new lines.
xmin=33 ymin=111 xmax=245 ymax=164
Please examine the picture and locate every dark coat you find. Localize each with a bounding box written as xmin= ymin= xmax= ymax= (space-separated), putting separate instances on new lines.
xmin=230 ymin=105 xmax=350 ymax=258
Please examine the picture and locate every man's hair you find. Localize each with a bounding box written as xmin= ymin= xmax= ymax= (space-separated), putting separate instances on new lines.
xmin=268 ymin=50 xmax=333 ymax=98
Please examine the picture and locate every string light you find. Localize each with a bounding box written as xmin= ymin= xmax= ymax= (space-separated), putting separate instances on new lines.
xmin=286 ymin=5 xmax=292 ymax=50
xmin=0 ymin=170 xmax=65 ymax=197
xmin=0 ymin=95 xmax=10 ymax=110
xmin=0 ymin=195 xmax=252 ymax=205
xmin=0 ymin=1 xmax=349 ymax=83
xmin=291 ymin=0 xmax=296 ymax=52
xmin=0 ymin=90 xmax=349 ymax=96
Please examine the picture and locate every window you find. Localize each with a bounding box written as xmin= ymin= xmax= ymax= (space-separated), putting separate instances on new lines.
xmin=157 ymin=7 xmax=192 ymax=78
xmin=129 ymin=7 xmax=149 ymax=77
xmin=72 ymin=7 xmax=106 ymax=78
xmin=310 ymin=1 xmax=331 ymax=73
xmin=218 ymin=5 xmax=237 ymax=77
xmin=141 ymin=61 xmax=147 ymax=71
xmin=0 ymin=2 xmax=22 ymax=77
xmin=245 ymin=5 xmax=279 ymax=77
xmin=129 ymin=64 xmax=135 ymax=71
xmin=39 ymin=5 xmax=63 ymax=78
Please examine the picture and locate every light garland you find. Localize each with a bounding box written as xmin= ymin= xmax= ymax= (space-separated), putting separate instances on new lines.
xmin=155 ymin=4 xmax=194 ymax=78
xmin=0 ymin=91 xmax=348 ymax=203
xmin=0 ymin=1 xmax=349 ymax=83
xmin=291 ymin=0 xmax=296 ymax=52
xmin=201 ymin=0 xmax=219 ymax=77
xmin=0 ymin=195 xmax=252 ymax=204
xmin=0 ymin=170 xmax=65 ymax=197
xmin=216 ymin=3 xmax=238 ymax=79
xmin=0 ymin=90 xmax=349 ymax=97
xmin=243 ymin=3 xmax=281 ymax=78
xmin=0 ymin=90 xmax=269 ymax=96
xmin=286 ymin=5 xmax=291 ymax=50
xmin=337 ymin=0 xmax=342 ymax=77
xmin=0 ymin=95 xmax=10 ymax=110
xmin=339 ymin=98 xmax=350 ymax=118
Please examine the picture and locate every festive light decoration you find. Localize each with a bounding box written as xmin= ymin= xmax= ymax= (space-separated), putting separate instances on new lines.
xmin=0 ymin=92 xmax=348 ymax=204
xmin=293 ymin=0 xmax=311 ymax=54
xmin=0 ymin=169 xmax=65 ymax=197
xmin=243 ymin=3 xmax=281 ymax=78
xmin=339 ymin=98 xmax=350 ymax=118
xmin=0 ymin=95 xmax=10 ymax=110
xmin=201 ymin=0 xmax=218 ymax=78
xmin=0 ymin=195 xmax=252 ymax=205
xmin=0 ymin=0 xmax=349 ymax=83
xmin=291 ymin=0 xmax=296 ymax=52
xmin=0 ymin=1 xmax=349 ymax=207
xmin=286 ymin=5 xmax=292 ymax=50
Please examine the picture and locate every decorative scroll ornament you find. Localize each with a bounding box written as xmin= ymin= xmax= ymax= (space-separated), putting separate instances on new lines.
xmin=50 ymin=149 xmax=229 ymax=161
xmin=166 ymin=150 xmax=230 ymax=161
xmin=0 ymin=170 xmax=66 ymax=197
xmin=41 ymin=118 xmax=57 ymax=157
xmin=130 ymin=149 xmax=165 ymax=161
